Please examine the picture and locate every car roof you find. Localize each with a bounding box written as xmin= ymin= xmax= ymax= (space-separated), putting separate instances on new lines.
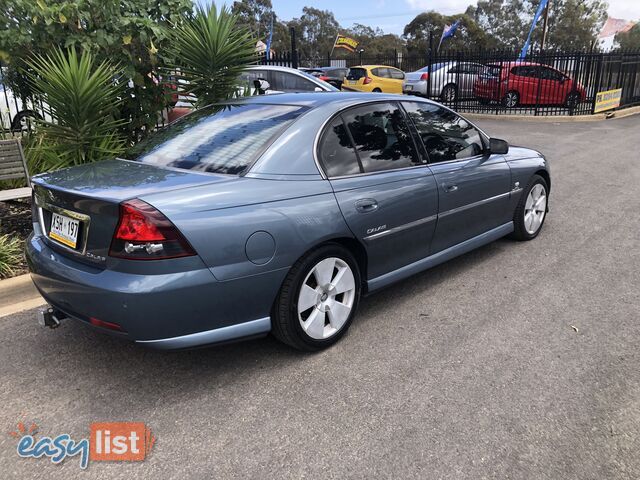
xmin=220 ymin=91 xmax=433 ymax=109
xmin=352 ymin=65 xmax=401 ymax=70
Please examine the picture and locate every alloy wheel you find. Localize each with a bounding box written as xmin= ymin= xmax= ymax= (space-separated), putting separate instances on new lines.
xmin=297 ymin=257 xmax=356 ymax=340
xmin=442 ymin=85 xmax=456 ymax=102
xmin=505 ymin=92 xmax=519 ymax=108
xmin=524 ymin=183 xmax=547 ymax=235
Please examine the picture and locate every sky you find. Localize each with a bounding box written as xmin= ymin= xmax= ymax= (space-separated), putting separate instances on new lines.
xmin=268 ymin=0 xmax=640 ymax=35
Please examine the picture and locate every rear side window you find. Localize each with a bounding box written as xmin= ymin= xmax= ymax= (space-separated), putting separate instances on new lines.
xmin=341 ymin=102 xmax=420 ymax=173
xmin=347 ymin=68 xmax=366 ymax=80
xmin=125 ymin=104 xmax=305 ymax=175
xmin=319 ymin=118 xmax=362 ymax=177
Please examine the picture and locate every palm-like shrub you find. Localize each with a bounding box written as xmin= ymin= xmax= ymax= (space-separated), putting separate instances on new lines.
xmin=170 ymin=4 xmax=256 ymax=107
xmin=0 ymin=234 xmax=22 ymax=279
xmin=26 ymin=49 xmax=126 ymax=172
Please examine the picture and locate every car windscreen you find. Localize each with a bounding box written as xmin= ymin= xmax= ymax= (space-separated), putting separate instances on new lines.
xmin=347 ymin=68 xmax=367 ymax=80
xmin=124 ymin=104 xmax=306 ymax=175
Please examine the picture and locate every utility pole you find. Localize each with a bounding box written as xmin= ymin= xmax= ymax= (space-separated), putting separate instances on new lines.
xmin=540 ymin=0 xmax=551 ymax=51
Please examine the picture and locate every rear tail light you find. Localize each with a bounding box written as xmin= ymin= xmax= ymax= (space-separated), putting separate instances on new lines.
xmin=109 ymin=199 xmax=196 ymax=260
xmin=363 ymin=76 xmax=372 ymax=85
xmin=319 ymin=75 xmax=330 ymax=81
xmin=420 ymin=73 xmax=429 ymax=81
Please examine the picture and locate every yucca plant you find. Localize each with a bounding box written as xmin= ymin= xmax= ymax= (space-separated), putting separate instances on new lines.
xmin=170 ymin=3 xmax=257 ymax=107
xmin=25 ymin=49 xmax=126 ymax=172
xmin=0 ymin=234 xmax=22 ymax=279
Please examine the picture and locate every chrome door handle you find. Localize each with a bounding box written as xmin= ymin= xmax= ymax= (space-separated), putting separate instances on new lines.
xmin=444 ymin=184 xmax=458 ymax=192
xmin=355 ymin=198 xmax=378 ymax=213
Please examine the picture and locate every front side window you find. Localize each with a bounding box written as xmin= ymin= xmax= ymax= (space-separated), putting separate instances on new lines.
xmin=124 ymin=104 xmax=305 ymax=175
xmin=402 ymin=102 xmax=485 ymax=163
xmin=341 ymin=102 xmax=421 ymax=173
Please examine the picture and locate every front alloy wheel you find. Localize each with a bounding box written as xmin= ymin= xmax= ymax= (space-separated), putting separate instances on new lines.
xmin=503 ymin=91 xmax=519 ymax=108
xmin=512 ymin=174 xmax=549 ymax=240
xmin=272 ymin=244 xmax=361 ymax=350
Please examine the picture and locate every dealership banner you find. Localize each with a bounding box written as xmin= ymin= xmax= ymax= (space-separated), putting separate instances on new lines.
xmin=333 ymin=34 xmax=359 ymax=52
xmin=594 ymin=88 xmax=622 ymax=113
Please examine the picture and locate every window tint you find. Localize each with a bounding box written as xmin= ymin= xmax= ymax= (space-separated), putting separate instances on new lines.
xmin=269 ymin=71 xmax=317 ymax=92
xmin=347 ymin=68 xmax=367 ymax=80
xmin=342 ymin=102 xmax=420 ymax=173
xmin=389 ymin=68 xmax=405 ymax=79
xmin=319 ymin=117 xmax=362 ymax=177
xmin=542 ymin=67 xmax=564 ymax=81
xmin=402 ymin=102 xmax=484 ymax=163
xmin=125 ymin=104 xmax=305 ymax=175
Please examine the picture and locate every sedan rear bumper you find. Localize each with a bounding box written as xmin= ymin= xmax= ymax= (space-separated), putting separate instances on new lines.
xmin=26 ymin=233 xmax=278 ymax=349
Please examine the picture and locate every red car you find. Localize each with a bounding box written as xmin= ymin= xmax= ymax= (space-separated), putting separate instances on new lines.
xmin=474 ymin=61 xmax=586 ymax=108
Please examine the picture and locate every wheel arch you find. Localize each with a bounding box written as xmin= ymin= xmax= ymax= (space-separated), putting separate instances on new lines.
xmin=534 ymin=168 xmax=551 ymax=194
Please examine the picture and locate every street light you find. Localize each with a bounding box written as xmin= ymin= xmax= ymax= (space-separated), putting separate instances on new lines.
xmin=358 ymin=48 xmax=365 ymax=65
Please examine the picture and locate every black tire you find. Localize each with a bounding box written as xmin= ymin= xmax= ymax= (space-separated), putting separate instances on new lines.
xmin=502 ymin=91 xmax=520 ymax=108
xmin=372 ymin=88 xmax=382 ymax=93
xmin=441 ymin=84 xmax=457 ymax=102
xmin=511 ymin=174 xmax=549 ymax=241
xmin=11 ymin=110 xmax=40 ymax=132
xmin=272 ymin=244 xmax=361 ymax=351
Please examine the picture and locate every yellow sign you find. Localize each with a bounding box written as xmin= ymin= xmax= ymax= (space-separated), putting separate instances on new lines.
xmin=594 ymin=88 xmax=622 ymax=113
xmin=334 ymin=35 xmax=359 ymax=52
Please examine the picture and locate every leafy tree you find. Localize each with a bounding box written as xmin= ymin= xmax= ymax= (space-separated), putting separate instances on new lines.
xmin=169 ymin=4 xmax=256 ymax=107
xmin=290 ymin=7 xmax=340 ymax=66
xmin=403 ymin=11 xmax=498 ymax=54
xmin=469 ymin=0 xmax=608 ymax=51
xmin=231 ymin=0 xmax=274 ymax=41
xmin=0 ymin=0 xmax=193 ymax=144
xmin=344 ymin=23 xmax=405 ymax=58
xmin=615 ymin=24 xmax=640 ymax=50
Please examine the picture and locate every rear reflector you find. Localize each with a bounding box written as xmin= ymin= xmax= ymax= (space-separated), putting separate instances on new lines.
xmin=109 ymin=199 xmax=196 ymax=260
xmin=90 ymin=317 xmax=125 ymax=332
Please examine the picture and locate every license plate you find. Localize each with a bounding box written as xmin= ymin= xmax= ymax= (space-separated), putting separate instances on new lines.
xmin=349 ymin=80 xmax=356 ymax=85
xmin=405 ymin=85 xmax=413 ymax=91
xmin=49 ymin=212 xmax=80 ymax=249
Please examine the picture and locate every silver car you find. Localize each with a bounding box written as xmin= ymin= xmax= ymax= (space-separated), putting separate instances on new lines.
xmin=403 ymin=61 xmax=487 ymax=102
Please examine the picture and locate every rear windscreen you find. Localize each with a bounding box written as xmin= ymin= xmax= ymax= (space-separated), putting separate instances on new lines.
xmin=347 ymin=68 xmax=367 ymax=80
xmin=124 ymin=104 xmax=305 ymax=175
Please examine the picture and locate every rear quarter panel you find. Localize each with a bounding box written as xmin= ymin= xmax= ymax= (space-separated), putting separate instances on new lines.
xmin=141 ymin=177 xmax=354 ymax=282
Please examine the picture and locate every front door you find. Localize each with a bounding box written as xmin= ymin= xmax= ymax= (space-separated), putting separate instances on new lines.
xmin=402 ymin=101 xmax=512 ymax=253
xmin=317 ymin=101 xmax=439 ymax=279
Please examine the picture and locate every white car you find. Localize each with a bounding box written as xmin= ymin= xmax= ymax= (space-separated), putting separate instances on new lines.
xmin=239 ymin=65 xmax=338 ymax=94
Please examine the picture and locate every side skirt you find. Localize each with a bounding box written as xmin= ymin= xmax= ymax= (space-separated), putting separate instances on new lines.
xmin=367 ymin=222 xmax=514 ymax=292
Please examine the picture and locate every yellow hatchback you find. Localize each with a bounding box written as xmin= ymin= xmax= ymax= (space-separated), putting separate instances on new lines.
xmin=342 ymin=65 xmax=405 ymax=94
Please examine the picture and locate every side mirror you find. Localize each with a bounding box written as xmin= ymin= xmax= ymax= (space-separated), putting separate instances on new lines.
xmin=489 ymin=137 xmax=509 ymax=154
xmin=253 ymin=78 xmax=270 ymax=95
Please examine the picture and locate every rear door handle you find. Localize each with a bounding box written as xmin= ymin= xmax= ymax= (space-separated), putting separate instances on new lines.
xmin=355 ymin=198 xmax=378 ymax=213
xmin=443 ymin=184 xmax=458 ymax=193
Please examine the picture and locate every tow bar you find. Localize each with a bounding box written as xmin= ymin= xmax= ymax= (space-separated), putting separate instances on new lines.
xmin=37 ymin=306 xmax=67 ymax=329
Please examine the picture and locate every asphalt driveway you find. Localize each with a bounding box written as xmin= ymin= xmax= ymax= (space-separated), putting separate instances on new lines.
xmin=1 ymin=114 xmax=639 ymax=479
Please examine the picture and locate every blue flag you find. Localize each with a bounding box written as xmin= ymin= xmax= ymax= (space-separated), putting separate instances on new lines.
xmin=438 ymin=20 xmax=461 ymax=51
xmin=519 ymin=0 xmax=549 ymax=59
xmin=265 ymin=14 xmax=274 ymax=60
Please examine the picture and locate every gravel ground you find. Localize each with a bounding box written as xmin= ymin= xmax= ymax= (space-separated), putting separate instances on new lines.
xmin=0 ymin=115 xmax=639 ymax=479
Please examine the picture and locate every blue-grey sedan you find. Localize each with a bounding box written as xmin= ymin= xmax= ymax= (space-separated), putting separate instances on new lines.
xmin=26 ymin=92 xmax=550 ymax=351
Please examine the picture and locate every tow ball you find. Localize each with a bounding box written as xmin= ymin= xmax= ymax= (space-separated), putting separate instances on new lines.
xmin=37 ymin=306 xmax=67 ymax=329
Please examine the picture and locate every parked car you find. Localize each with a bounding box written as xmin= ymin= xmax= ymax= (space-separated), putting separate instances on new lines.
xmin=474 ymin=61 xmax=586 ymax=108
xmin=239 ymin=65 xmax=338 ymax=93
xmin=403 ymin=61 xmax=487 ymax=101
xmin=0 ymin=77 xmax=42 ymax=132
xmin=342 ymin=65 xmax=405 ymax=93
xmin=305 ymin=66 xmax=349 ymax=90
xmin=27 ymin=92 xmax=550 ymax=351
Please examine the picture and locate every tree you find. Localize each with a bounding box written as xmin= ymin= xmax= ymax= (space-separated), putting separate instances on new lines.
xmin=231 ymin=0 xmax=274 ymax=42
xmin=291 ymin=7 xmax=340 ymax=65
xmin=0 ymin=0 xmax=193 ymax=143
xmin=615 ymin=24 xmax=640 ymax=50
xmin=345 ymin=23 xmax=405 ymax=58
xmin=170 ymin=4 xmax=256 ymax=107
xmin=470 ymin=0 xmax=608 ymax=51
xmin=403 ymin=11 xmax=498 ymax=55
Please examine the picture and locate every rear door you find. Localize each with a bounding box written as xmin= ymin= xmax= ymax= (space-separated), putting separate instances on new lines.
xmin=402 ymin=101 xmax=512 ymax=253
xmin=319 ymin=101 xmax=438 ymax=279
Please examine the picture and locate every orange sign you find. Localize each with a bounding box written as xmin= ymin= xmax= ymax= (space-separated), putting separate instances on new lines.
xmin=90 ymin=422 xmax=154 ymax=462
